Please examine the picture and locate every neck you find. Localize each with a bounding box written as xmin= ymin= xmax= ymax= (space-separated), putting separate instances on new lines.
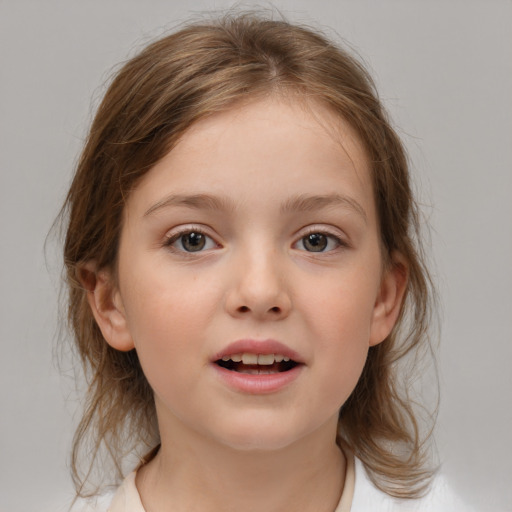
xmin=136 ymin=417 xmax=345 ymax=512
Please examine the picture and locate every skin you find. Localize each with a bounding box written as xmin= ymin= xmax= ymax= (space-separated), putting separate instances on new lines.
xmin=86 ymin=97 xmax=407 ymax=512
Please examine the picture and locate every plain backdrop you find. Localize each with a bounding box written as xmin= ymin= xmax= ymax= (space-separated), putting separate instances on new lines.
xmin=1 ymin=1 xmax=511 ymax=511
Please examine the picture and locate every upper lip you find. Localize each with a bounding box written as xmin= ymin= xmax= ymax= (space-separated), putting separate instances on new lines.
xmin=212 ymin=339 xmax=304 ymax=363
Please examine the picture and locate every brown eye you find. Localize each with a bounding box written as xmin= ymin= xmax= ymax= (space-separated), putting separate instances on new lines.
xmin=302 ymin=233 xmax=328 ymax=252
xmin=181 ymin=232 xmax=206 ymax=251
xmin=166 ymin=230 xmax=217 ymax=253
xmin=295 ymin=232 xmax=343 ymax=253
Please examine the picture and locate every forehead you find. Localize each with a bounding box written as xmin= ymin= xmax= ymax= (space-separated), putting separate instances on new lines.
xmin=127 ymin=97 xmax=375 ymax=223
xmin=179 ymin=96 xmax=368 ymax=177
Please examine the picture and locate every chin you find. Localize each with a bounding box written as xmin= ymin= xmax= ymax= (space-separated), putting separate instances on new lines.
xmin=203 ymin=417 xmax=312 ymax=453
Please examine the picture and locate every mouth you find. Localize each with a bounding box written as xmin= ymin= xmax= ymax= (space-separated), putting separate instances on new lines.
xmin=212 ymin=340 xmax=303 ymax=393
xmin=215 ymin=353 xmax=300 ymax=374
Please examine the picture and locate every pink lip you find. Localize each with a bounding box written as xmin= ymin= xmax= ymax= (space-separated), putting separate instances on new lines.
xmin=212 ymin=363 xmax=303 ymax=394
xmin=212 ymin=339 xmax=303 ymax=363
xmin=211 ymin=339 xmax=304 ymax=395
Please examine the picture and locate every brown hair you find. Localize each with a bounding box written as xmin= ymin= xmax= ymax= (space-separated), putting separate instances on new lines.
xmin=62 ymin=11 xmax=436 ymax=499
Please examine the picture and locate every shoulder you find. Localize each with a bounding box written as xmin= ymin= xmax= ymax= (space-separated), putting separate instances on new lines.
xmin=351 ymin=457 xmax=476 ymax=512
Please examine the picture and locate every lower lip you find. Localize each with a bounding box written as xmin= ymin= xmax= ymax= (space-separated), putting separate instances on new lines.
xmin=212 ymin=364 xmax=303 ymax=394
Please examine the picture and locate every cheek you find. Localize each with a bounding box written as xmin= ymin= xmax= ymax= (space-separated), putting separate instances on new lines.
xmin=119 ymin=263 xmax=221 ymax=386
xmin=123 ymin=258 xmax=220 ymax=335
xmin=302 ymin=270 xmax=380 ymax=398
xmin=305 ymin=266 xmax=379 ymax=344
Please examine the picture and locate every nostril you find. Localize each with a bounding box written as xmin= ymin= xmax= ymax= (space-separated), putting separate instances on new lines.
xmin=232 ymin=304 xmax=287 ymax=316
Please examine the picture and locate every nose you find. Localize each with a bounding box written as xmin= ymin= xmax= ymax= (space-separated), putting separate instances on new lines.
xmin=225 ymin=248 xmax=292 ymax=321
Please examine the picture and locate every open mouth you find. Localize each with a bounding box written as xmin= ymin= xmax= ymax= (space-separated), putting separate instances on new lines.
xmin=215 ymin=353 xmax=299 ymax=374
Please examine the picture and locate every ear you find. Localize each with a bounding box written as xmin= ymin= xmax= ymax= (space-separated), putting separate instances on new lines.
xmin=369 ymin=252 xmax=408 ymax=347
xmin=78 ymin=263 xmax=135 ymax=352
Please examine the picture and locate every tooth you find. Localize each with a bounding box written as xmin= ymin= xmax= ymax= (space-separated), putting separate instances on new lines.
xmin=258 ymin=354 xmax=275 ymax=365
xmin=231 ymin=354 xmax=242 ymax=362
xmin=240 ymin=367 xmax=259 ymax=374
xmin=221 ymin=356 xmax=230 ymax=362
xmin=283 ymin=356 xmax=290 ymax=362
xmin=242 ymin=353 xmax=258 ymax=364
xmin=274 ymin=355 xmax=284 ymax=363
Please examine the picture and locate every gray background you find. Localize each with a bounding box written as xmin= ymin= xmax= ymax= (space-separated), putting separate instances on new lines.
xmin=1 ymin=1 xmax=511 ymax=511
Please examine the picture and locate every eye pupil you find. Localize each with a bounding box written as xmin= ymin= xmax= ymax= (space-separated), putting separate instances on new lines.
xmin=182 ymin=232 xmax=206 ymax=252
xmin=303 ymin=233 xmax=327 ymax=252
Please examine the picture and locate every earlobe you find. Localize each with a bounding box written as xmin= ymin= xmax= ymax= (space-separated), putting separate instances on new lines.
xmin=369 ymin=252 xmax=408 ymax=347
xmin=78 ymin=263 xmax=135 ymax=352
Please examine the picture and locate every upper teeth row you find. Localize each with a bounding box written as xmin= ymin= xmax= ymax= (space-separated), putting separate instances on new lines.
xmin=221 ymin=353 xmax=291 ymax=365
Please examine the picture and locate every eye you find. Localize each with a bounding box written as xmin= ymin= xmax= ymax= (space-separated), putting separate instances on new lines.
xmin=165 ymin=229 xmax=217 ymax=253
xmin=295 ymin=232 xmax=343 ymax=253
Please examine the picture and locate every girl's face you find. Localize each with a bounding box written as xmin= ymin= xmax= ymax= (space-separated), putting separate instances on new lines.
xmin=91 ymin=98 xmax=405 ymax=452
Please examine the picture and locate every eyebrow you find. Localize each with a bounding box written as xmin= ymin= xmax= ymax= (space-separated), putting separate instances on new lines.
xmin=144 ymin=194 xmax=236 ymax=217
xmin=144 ymin=192 xmax=367 ymax=223
xmin=280 ymin=193 xmax=367 ymax=223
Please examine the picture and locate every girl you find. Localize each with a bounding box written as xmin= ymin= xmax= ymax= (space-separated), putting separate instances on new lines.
xmin=63 ymin=12 xmax=469 ymax=512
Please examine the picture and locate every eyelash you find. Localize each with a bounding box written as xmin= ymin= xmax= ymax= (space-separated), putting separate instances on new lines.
xmin=162 ymin=226 xmax=348 ymax=254
xmin=294 ymin=228 xmax=348 ymax=253
xmin=163 ymin=227 xmax=218 ymax=254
